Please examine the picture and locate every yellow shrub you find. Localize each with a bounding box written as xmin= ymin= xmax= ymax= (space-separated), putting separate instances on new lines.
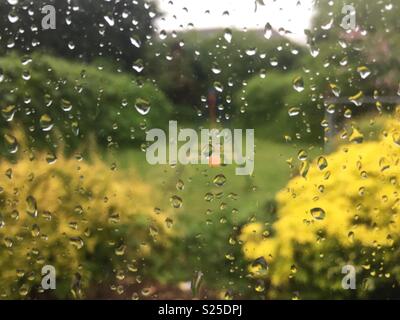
xmin=241 ymin=117 xmax=400 ymax=299
xmin=0 ymin=143 xmax=168 ymax=299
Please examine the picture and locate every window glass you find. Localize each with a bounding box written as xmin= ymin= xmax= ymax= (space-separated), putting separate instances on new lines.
xmin=0 ymin=0 xmax=399 ymax=300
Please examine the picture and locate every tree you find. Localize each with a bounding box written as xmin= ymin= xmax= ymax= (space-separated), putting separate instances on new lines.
xmin=0 ymin=0 xmax=159 ymax=68
xmin=308 ymin=0 xmax=400 ymax=96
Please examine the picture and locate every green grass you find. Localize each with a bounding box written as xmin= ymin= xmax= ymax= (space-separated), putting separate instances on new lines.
xmin=113 ymin=138 xmax=322 ymax=220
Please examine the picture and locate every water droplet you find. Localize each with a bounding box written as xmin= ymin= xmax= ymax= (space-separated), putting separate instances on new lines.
xmin=31 ymin=224 xmax=40 ymax=237
xmin=149 ymin=225 xmax=159 ymax=239
xmin=321 ymin=18 xmax=333 ymax=30
xmin=213 ymin=174 xmax=226 ymax=187
xmin=224 ymin=290 xmax=234 ymax=300
xmin=309 ymin=45 xmax=320 ymax=57
xmin=349 ymin=127 xmax=364 ymax=144
xmin=385 ymin=3 xmax=393 ymax=10
xmin=311 ymin=207 xmax=326 ymax=220
xmin=349 ymin=91 xmax=364 ymax=107
xmin=317 ymin=156 xmax=328 ymax=170
xmin=255 ymin=280 xmax=265 ymax=293
xmin=68 ymin=41 xmax=75 ymax=50
xmin=292 ymin=291 xmax=300 ymax=300
xmin=165 ymin=217 xmax=173 ymax=228
xmin=115 ymin=244 xmax=126 ymax=256
xmin=61 ymin=99 xmax=72 ymax=112
xmin=108 ymin=211 xmax=120 ymax=224
xmin=176 ymin=179 xmax=185 ymax=190
xmin=132 ymin=59 xmax=144 ymax=73
xmin=159 ymin=29 xmax=167 ymax=40
xmin=251 ymin=256 xmax=269 ymax=276
xmin=44 ymin=94 xmax=53 ymax=107
xmin=19 ymin=284 xmax=29 ymax=297
xmin=71 ymin=273 xmax=83 ymax=299
xmin=2 ymin=105 xmax=17 ymax=122
xmin=357 ymin=66 xmax=371 ymax=79
xmin=204 ymin=192 xmax=214 ymax=202
xmin=223 ymin=28 xmax=232 ymax=43
xmin=4 ymin=133 xmax=18 ymax=154
xmin=392 ymin=131 xmax=400 ymax=146
xmin=170 ymin=195 xmax=183 ymax=209
xmin=26 ymin=196 xmax=37 ymax=218
xmin=69 ymin=237 xmax=84 ymax=249
xmin=297 ymin=149 xmax=308 ymax=161
xmin=128 ymin=261 xmax=138 ymax=273
xmin=40 ymin=114 xmax=54 ymax=131
xmin=213 ymin=81 xmax=223 ymax=92
xmin=292 ymin=76 xmax=304 ymax=92
xmin=348 ymin=231 xmax=355 ymax=243
xmin=8 ymin=10 xmax=19 ymax=23
xmin=104 ymin=15 xmax=115 ymax=26
xmin=288 ymin=107 xmax=301 ymax=117
xmin=269 ymin=56 xmax=278 ymax=66
xmin=300 ymin=161 xmax=309 ymax=178
xmin=135 ymin=98 xmax=151 ymax=115
xmin=344 ymin=109 xmax=352 ymax=119
xmin=4 ymin=237 xmax=13 ymax=248
xmin=71 ymin=121 xmax=79 ymax=136
xmin=131 ymin=292 xmax=139 ymax=300
xmin=130 ymin=35 xmax=142 ymax=48
xmin=330 ymin=83 xmax=341 ymax=97
xmin=245 ymin=48 xmax=257 ymax=56
xmin=264 ymin=22 xmax=272 ymax=39
xmin=211 ymin=62 xmax=221 ymax=74
xmin=191 ymin=271 xmax=204 ymax=298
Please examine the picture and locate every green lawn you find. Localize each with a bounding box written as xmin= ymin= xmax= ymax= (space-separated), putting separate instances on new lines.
xmin=113 ymin=139 xmax=321 ymax=222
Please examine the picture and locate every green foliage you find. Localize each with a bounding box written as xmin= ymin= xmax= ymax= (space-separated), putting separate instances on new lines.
xmin=235 ymin=72 xmax=293 ymax=125
xmin=234 ymin=72 xmax=325 ymax=142
xmin=313 ymin=0 xmax=400 ymax=41
xmin=0 ymin=0 xmax=158 ymax=68
xmin=307 ymin=0 xmax=400 ymax=101
xmin=0 ymin=53 xmax=173 ymax=152
xmin=0 ymin=141 xmax=169 ymax=299
xmin=240 ymin=117 xmax=400 ymax=299
xmin=145 ymin=29 xmax=305 ymax=121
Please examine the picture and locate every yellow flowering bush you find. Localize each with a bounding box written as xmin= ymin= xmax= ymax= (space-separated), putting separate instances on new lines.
xmin=241 ymin=118 xmax=400 ymax=299
xmin=0 ymin=136 xmax=169 ymax=299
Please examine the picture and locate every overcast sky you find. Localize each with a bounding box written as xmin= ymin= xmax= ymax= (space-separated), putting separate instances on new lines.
xmin=155 ymin=0 xmax=316 ymax=43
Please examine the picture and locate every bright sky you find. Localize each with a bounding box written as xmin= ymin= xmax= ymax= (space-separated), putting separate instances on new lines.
xmin=155 ymin=0 xmax=316 ymax=43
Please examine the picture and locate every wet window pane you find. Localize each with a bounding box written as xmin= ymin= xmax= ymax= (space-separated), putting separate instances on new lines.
xmin=0 ymin=0 xmax=399 ymax=300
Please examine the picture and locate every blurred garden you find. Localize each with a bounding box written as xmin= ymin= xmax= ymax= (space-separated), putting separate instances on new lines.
xmin=0 ymin=0 xmax=400 ymax=299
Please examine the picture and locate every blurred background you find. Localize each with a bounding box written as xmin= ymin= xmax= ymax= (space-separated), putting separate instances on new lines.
xmin=0 ymin=0 xmax=400 ymax=299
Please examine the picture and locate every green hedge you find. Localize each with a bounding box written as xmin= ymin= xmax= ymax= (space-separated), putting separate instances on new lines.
xmin=0 ymin=53 xmax=173 ymax=152
xmin=234 ymin=72 xmax=325 ymax=143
